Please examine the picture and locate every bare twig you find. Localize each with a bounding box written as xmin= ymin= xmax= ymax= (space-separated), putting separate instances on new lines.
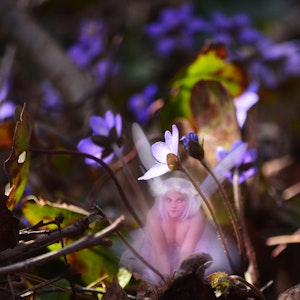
xmin=233 ymin=170 xmax=259 ymax=285
xmin=229 ymin=275 xmax=266 ymax=300
xmin=266 ymin=229 xmax=300 ymax=246
xmin=200 ymin=160 xmax=246 ymax=271
xmin=181 ymin=165 xmax=237 ymax=273
xmin=0 ymin=215 xmax=124 ymax=276
xmin=0 ymin=212 xmax=107 ymax=265
xmin=29 ymin=148 xmax=144 ymax=227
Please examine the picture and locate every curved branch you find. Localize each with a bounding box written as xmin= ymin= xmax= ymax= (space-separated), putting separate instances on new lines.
xmin=0 ymin=215 xmax=124 ymax=276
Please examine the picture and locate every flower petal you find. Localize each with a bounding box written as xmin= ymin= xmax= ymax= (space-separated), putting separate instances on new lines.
xmin=138 ymin=163 xmax=170 ymax=180
xmin=151 ymin=142 xmax=170 ymax=163
xmin=218 ymin=142 xmax=248 ymax=171
xmin=102 ymin=152 xmax=115 ymax=165
xmin=77 ymin=137 xmax=103 ymax=156
xmin=115 ymin=113 xmax=122 ymax=137
xmin=169 ymin=124 xmax=179 ymax=154
xmin=90 ymin=116 xmax=109 ymax=136
xmin=105 ymin=110 xmax=115 ymax=129
xmin=216 ymin=147 xmax=229 ymax=161
xmin=77 ymin=137 xmax=104 ymax=165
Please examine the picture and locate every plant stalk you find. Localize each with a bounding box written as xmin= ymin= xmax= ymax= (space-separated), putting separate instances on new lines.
xmin=180 ymin=165 xmax=236 ymax=273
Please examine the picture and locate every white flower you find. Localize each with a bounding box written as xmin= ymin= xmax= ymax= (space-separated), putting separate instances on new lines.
xmin=138 ymin=124 xmax=179 ymax=180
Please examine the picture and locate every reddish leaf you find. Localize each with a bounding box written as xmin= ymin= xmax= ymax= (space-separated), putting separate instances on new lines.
xmin=189 ymin=80 xmax=241 ymax=167
xmin=162 ymin=42 xmax=247 ymax=128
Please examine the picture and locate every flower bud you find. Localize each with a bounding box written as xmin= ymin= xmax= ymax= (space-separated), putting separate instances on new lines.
xmin=181 ymin=132 xmax=205 ymax=161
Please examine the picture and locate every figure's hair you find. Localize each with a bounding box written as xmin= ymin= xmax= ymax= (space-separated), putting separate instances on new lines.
xmin=153 ymin=177 xmax=202 ymax=220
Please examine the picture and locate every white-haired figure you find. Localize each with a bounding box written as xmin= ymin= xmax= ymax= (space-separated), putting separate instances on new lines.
xmin=121 ymin=177 xmax=239 ymax=284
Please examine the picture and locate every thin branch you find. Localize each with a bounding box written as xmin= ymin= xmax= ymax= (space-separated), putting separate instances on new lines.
xmin=200 ymin=160 xmax=246 ymax=271
xmin=229 ymin=275 xmax=266 ymax=300
xmin=233 ymin=170 xmax=259 ymax=285
xmin=266 ymin=229 xmax=300 ymax=246
xmin=0 ymin=215 xmax=124 ymax=276
xmin=181 ymin=165 xmax=237 ymax=273
xmin=0 ymin=212 xmax=99 ymax=264
xmin=19 ymin=273 xmax=69 ymax=298
xmin=29 ymin=148 xmax=144 ymax=227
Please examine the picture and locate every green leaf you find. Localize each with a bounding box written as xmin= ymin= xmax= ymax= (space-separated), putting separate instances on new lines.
xmin=162 ymin=43 xmax=247 ymax=128
xmin=117 ymin=267 xmax=132 ymax=288
xmin=22 ymin=198 xmax=88 ymax=230
xmin=4 ymin=104 xmax=32 ymax=210
xmin=68 ymin=245 xmax=118 ymax=284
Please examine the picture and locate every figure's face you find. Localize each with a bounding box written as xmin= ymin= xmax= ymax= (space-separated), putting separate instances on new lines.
xmin=163 ymin=189 xmax=187 ymax=219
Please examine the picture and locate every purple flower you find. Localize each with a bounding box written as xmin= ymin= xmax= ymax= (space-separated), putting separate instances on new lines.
xmin=0 ymin=101 xmax=15 ymax=120
xmin=216 ymin=141 xmax=257 ymax=184
xmin=40 ymin=81 xmax=62 ymax=110
xmin=145 ymin=3 xmax=209 ymax=56
xmin=93 ymin=59 xmax=119 ymax=85
xmin=77 ymin=110 xmax=122 ymax=166
xmin=0 ymin=78 xmax=9 ymax=102
xmin=208 ymin=11 xmax=263 ymax=46
xmin=250 ymin=40 xmax=300 ymax=88
xmin=0 ymin=77 xmax=15 ymax=120
xmin=68 ymin=39 xmax=103 ymax=68
xmin=128 ymin=84 xmax=158 ymax=124
xmin=68 ymin=19 xmax=105 ymax=68
xmin=138 ymin=124 xmax=179 ymax=180
xmin=93 ymin=59 xmax=110 ymax=84
xmin=234 ymin=82 xmax=259 ymax=128
xmin=78 ymin=19 xmax=105 ymax=41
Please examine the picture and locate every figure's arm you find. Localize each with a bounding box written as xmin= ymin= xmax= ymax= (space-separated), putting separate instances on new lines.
xmin=179 ymin=211 xmax=206 ymax=262
xmin=146 ymin=210 xmax=170 ymax=275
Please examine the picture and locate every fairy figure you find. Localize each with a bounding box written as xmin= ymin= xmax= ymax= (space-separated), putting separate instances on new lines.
xmin=121 ymin=175 xmax=238 ymax=284
xmin=120 ymin=124 xmax=243 ymax=284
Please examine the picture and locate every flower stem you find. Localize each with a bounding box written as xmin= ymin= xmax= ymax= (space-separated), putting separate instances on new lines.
xmin=229 ymin=275 xmax=265 ymax=300
xmin=180 ymin=165 xmax=236 ymax=273
xmin=94 ymin=206 xmax=166 ymax=283
xmin=233 ymin=170 xmax=259 ymax=285
xmin=201 ymin=160 xmax=246 ymax=272
xmin=29 ymin=147 xmax=144 ymax=227
xmin=112 ymin=143 xmax=149 ymax=217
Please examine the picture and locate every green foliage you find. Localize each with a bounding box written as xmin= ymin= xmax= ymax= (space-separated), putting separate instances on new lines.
xmin=22 ymin=198 xmax=119 ymax=285
xmin=161 ymin=43 xmax=247 ymax=128
xmin=22 ymin=198 xmax=88 ymax=230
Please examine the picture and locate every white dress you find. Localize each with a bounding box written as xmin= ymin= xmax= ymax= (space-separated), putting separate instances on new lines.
xmin=120 ymin=214 xmax=239 ymax=285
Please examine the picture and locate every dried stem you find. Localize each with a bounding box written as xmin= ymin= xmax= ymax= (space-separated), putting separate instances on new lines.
xmin=229 ymin=275 xmax=265 ymax=300
xmin=180 ymin=165 xmax=236 ymax=273
xmin=29 ymin=147 xmax=144 ymax=227
xmin=233 ymin=170 xmax=259 ymax=285
xmin=116 ymin=231 xmax=166 ymax=283
xmin=201 ymin=160 xmax=246 ymax=271
xmin=0 ymin=215 xmax=124 ymax=276
xmin=0 ymin=212 xmax=105 ymax=265
xmin=112 ymin=143 xmax=149 ymax=218
xmin=19 ymin=273 xmax=70 ymax=298
xmin=94 ymin=206 xmax=166 ymax=284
